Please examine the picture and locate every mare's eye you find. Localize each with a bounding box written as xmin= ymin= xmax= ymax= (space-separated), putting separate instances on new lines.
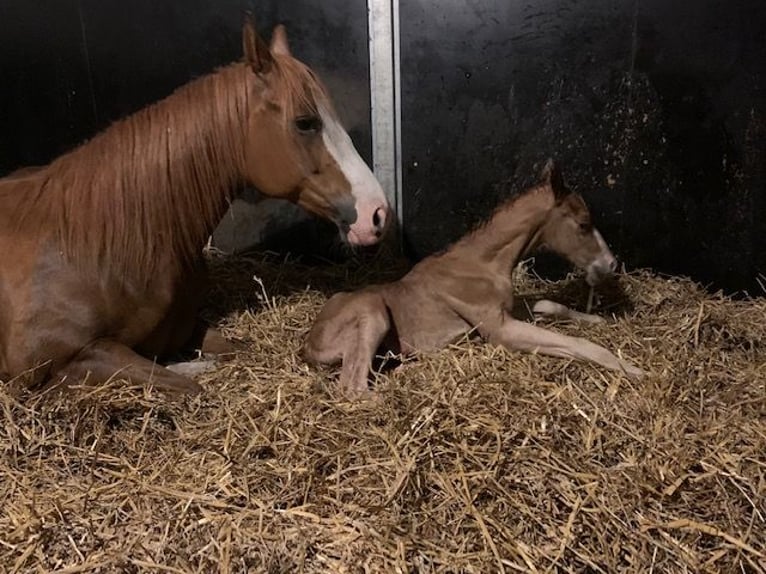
xmin=579 ymin=222 xmax=592 ymax=233
xmin=295 ymin=115 xmax=322 ymax=134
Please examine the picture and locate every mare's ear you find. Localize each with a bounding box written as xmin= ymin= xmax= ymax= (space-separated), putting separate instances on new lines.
xmin=242 ymin=14 xmax=274 ymax=74
xmin=541 ymin=158 xmax=568 ymax=200
xmin=270 ymin=25 xmax=291 ymax=56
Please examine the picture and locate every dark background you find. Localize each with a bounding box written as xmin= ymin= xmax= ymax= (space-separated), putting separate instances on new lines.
xmin=400 ymin=0 xmax=765 ymax=296
xmin=0 ymin=0 xmax=372 ymax=175
xmin=1 ymin=1 xmax=764 ymax=295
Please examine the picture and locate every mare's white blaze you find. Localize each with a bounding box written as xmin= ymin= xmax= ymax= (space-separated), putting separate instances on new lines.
xmin=586 ymin=229 xmax=618 ymax=285
xmin=318 ymin=104 xmax=389 ymax=245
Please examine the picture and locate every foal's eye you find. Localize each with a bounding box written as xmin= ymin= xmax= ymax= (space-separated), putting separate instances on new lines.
xmin=579 ymin=222 xmax=592 ymax=233
xmin=295 ymin=115 xmax=322 ymax=134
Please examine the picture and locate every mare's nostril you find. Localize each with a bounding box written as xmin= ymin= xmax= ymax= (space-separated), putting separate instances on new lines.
xmin=609 ymin=258 xmax=618 ymax=272
xmin=372 ymin=206 xmax=386 ymax=229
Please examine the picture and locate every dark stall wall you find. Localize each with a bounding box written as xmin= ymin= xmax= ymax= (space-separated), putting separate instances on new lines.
xmin=0 ymin=0 xmax=372 ymax=254
xmin=399 ymin=0 xmax=766 ymax=295
xmin=2 ymin=0 xmax=763 ymax=292
xmin=0 ymin=1 xmax=96 ymax=167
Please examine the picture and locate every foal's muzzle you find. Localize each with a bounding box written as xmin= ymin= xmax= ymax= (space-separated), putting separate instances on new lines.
xmin=584 ymin=229 xmax=618 ymax=286
xmin=585 ymin=254 xmax=618 ymax=286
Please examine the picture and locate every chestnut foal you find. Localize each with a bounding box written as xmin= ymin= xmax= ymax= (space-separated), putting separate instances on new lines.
xmin=303 ymin=160 xmax=645 ymax=399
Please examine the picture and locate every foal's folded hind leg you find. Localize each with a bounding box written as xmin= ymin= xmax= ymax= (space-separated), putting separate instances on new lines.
xmin=338 ymin=298 xmax=392 ymax=400
xmin=52 ymin=339 xmax=202 ymax=394
xmin=305 ymin=292 xmax=392 ymax=400
xmin=487 ymin=317 xmax=644 ymax=378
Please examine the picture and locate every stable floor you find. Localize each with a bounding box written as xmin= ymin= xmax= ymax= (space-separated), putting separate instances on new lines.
xmin=2 ymin=253 xmax=764 ymax=573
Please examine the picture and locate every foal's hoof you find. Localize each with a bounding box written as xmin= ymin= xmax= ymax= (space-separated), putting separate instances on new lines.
xmin=340 ymin=386 xmax=382 ymax=404
xmin=622 ymin=362 xmax=646 ymax=379
xmin=533 ymin=299 xmax=606 ymax=324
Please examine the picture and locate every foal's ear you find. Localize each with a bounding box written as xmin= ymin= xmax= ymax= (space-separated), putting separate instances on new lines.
xmin=541 ymin=158 xmax=568 ymax=200
xmin=270 ymin=25 xmax=291 ymax=56
xmin=242 ymin=14 xmax=273 ymax=74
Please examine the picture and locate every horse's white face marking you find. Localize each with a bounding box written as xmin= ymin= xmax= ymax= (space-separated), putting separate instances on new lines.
xmin=585 ymin=229 xmax=618 ymax=285
xmin=318 ymin=103 xmax=390 ymax=246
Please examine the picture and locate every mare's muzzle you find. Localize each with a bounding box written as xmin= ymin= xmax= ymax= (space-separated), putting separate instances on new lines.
xmin=347 ymin=201 xmax=390 ymax=246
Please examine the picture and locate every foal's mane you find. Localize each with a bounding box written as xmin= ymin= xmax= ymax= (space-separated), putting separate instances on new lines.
xmin=15 ymin=53 xmax=329 ymax=280
xmin=419 ymin=182 xmax=550 ymax=261
xmin=463 ymin=179 xmax=553 ymax=238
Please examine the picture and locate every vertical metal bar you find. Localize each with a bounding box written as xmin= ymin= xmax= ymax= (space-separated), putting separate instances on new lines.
xmin=392 ymin=0 xmax=402 ymax=228
xmin=367 ymin=0 xmax=402 ymax=227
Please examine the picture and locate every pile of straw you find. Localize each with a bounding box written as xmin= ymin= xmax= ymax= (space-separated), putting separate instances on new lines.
xmin=2 ymin=252 xmax=764 ymax=573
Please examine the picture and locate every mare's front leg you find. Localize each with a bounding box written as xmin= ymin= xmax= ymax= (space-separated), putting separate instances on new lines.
xmin=187 ymin=319 xmax=245 ymax=357
xmin=484 ymin=316 xmax=644 ymax=378
xmin=164 ymin=324 xmax=245 ymax=378
xmin=143 ymin=262 xmax=243 ymax=370
xmin=53 ymin=339 xmax=202 ymax=395
xmin=304 ymin=292 xmax=391 ymax=400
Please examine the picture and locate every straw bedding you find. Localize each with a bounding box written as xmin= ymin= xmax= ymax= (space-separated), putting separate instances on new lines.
xmin=1 ymin=251 xmax=764 ymax=573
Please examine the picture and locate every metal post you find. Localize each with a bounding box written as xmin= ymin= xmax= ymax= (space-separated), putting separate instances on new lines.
xmin=367 ymin=0 xmax=402 ymax=228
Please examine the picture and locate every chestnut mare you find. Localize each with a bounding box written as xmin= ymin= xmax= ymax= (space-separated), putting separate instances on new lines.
xmin=304 ymin=160 xmax=645 ymax=399
xmin=0 ymin=19 xmax=390 ymax=394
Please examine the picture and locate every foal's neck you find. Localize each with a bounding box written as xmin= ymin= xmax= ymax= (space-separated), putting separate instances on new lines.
xmin=454 ymin=186 xmax=554 ymax=276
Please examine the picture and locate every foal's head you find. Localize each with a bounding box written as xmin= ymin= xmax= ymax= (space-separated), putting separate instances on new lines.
xmin=537 ymin=160 xmax=618 ymax=285
xmin=238 ymin=19 xmax=390 ymax=246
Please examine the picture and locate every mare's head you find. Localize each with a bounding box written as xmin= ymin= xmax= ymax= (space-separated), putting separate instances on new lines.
xmin=537 ymin=159 xmax=618 ymax=286
xmin=238 ymin=19 xmax=390 ymax=246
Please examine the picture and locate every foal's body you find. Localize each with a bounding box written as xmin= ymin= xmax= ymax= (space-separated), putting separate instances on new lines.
xmin=304 ymin=161 xmax=644 ymax=397
xmin=0 ymin=21 xmax=390 ymax=394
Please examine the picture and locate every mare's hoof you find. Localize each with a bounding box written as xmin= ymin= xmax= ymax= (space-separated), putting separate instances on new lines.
xmin=201 ymin=329 xmax=246 ymax=357
xmin=166 ymin=360 xmax=218 ymax=378
xmin=151 ymin=377 xmax=203 ymax=398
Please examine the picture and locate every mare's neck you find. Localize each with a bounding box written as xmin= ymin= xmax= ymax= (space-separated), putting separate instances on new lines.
xmin=452 ymin=186 xmax=554 ymax=277
xmin=51 ymin=63 xmax=253 ymax=274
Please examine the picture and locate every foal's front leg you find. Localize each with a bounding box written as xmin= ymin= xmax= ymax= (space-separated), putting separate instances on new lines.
xmin=532 ymin=299 xmax=606 ymax=325
xmin=486 ymin=317 xmax=644 ymax=378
